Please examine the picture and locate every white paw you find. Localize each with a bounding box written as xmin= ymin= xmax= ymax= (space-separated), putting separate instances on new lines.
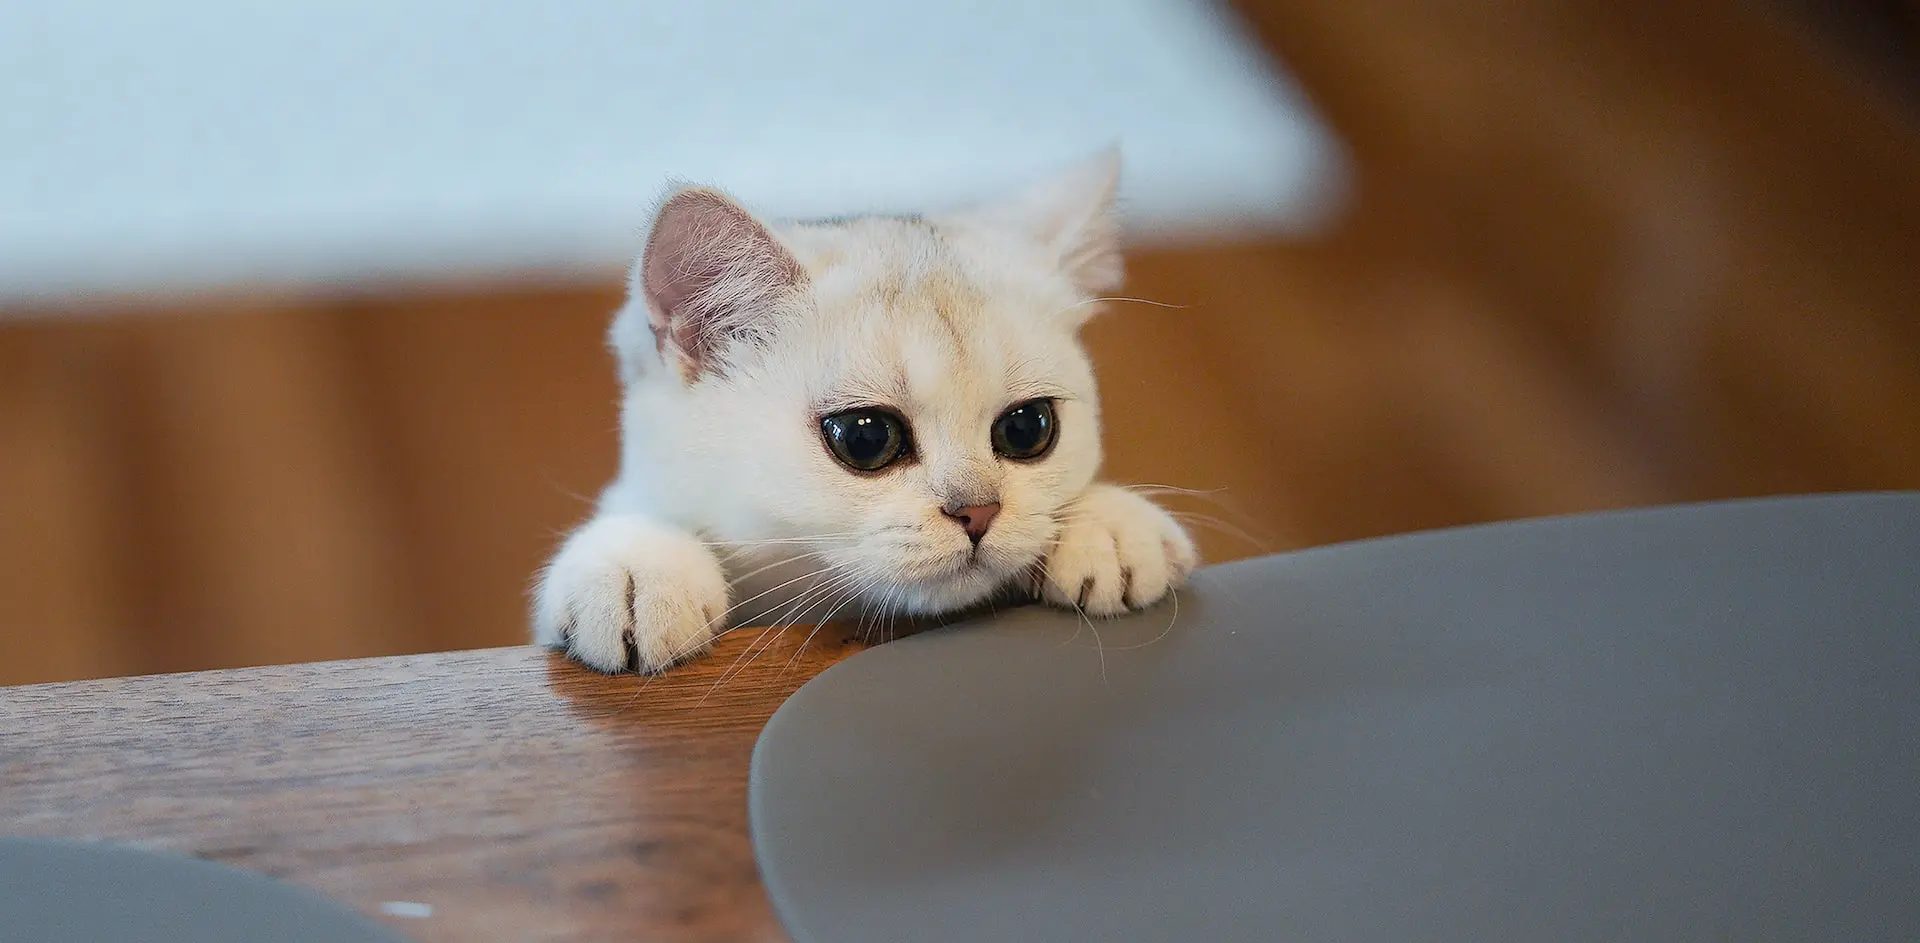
xmin=1041 ymin=484 xmax=1198 ymax=616
xmin=532 ymin=515 xmax=730 ymax=673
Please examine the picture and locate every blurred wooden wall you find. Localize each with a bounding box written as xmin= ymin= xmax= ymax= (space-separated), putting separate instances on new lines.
xmin=3 ymin=0 xmax=1916 ymax=686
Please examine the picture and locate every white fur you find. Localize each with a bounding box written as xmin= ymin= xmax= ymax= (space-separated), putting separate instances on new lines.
xmin=533 ymin=150 xmax=1198 ymax=673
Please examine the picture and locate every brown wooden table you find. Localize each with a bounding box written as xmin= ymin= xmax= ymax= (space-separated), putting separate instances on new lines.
xmin=0 ymin=626 xmax=865 ymax=942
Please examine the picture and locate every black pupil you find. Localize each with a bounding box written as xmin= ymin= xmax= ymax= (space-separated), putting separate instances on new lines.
xmin=996 ymin=401 xmax=1053 ymax=457
xmin=826 ymin=411 xmax=899 ymax=469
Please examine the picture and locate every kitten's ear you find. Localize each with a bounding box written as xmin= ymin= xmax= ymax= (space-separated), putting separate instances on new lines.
xmin=631 ymin=185 xmax=805 ymax=381
xmin=959 ymin=148 xmax=1124 ymax=297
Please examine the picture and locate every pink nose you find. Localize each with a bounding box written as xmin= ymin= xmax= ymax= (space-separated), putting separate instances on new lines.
xmin=942 ymin=503 xmax=1001 ymax=543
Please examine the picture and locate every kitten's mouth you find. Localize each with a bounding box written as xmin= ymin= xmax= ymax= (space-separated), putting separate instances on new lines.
xmin=880 ymin=544 xmax=1042 ymax=615
xmin=921 ymin=551 xmax=978 ymax=581
xmin=928 ymin=544 xmax=1033 ymax=583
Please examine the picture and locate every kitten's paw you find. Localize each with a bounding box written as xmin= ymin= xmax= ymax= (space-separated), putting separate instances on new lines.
xmin=1041 ymin=484 xmax=1198 ymax=616
xmin=532 ymin=515 xmax=730 ymax=673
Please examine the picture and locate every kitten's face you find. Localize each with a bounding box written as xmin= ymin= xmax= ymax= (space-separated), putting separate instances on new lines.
xmin=717 ymin=220 xmax=1100 ymax=613
xmin=615 ymin=153 xmax=1123 ymax=616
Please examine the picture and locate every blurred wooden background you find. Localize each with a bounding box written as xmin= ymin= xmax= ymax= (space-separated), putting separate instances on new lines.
xmin=3 ymin=0 xmax=1916 ymax=686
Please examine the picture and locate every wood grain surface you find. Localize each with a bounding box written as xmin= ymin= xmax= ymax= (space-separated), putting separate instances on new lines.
xmin=0 ymin=627 xmax=864 ymax=942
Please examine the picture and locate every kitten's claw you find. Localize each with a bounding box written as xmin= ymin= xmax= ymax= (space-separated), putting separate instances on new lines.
xmin=533 ymin=515 xmax=731 ymax=673
xmin=1042 ymin=484 xmax=1197 ymax=616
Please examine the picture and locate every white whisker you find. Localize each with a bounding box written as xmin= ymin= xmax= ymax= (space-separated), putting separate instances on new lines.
xmin=1122 ymin=483 xmax=1227 ymax=498
xmin=722 ymin=550 xmax=827 ymax=595
xmin=1110 ymin=586 xmax=1180 ymax=652
xmin=1052 ymin=296 xmax=1190 ymax=320
xmin=703 ymin=563 xmax=874 ymax=699
xmin=1167 ymin=510 xmax=1274 ymax=554
xmin=1067 ymin=594 xmax=1109 ymax=684
xmin=700 ymin=532 xmax=867 ymax=547
xmin=781 ymin=568 xmax=891 ymax=672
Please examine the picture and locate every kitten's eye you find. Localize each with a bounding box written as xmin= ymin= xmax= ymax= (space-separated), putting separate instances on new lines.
xmin=991 ymin=398 xmax=1058 ymax=461
xmin=821 ymin=408 xmax=910 ymax=472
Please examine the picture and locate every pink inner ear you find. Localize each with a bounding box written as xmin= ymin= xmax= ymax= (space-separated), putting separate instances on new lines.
xmin=641 ymin=188 xmax=802 ymax=374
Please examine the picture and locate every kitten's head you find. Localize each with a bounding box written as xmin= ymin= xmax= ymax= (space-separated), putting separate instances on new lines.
xmin=612 ymin=151 xmax=1123 ymax=615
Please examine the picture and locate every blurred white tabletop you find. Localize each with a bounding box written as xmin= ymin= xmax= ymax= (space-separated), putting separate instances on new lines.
xmin=0 ymin=0 xmax=1344 ymax=305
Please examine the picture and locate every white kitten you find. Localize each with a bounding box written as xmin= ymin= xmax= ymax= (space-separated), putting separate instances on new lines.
xmin=533 ymin=150 xmax=1198 ymax=673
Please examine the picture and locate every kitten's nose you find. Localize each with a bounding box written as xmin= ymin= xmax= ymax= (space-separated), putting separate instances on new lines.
xmin=942 ymin=502 xmax=1001 ymax=544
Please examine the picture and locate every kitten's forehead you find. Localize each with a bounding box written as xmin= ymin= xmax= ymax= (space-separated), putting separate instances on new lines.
xmin=831 ymin=280 xmax=1019 ymax=416
xmin=792 ymin=216 xmax=1075 ymax=413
